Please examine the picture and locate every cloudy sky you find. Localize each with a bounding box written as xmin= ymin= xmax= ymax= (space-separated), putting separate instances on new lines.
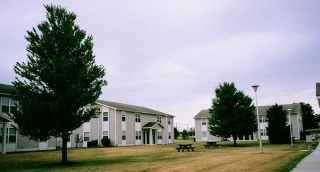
xmin=1 ymin=1 xmax=320 ymax=131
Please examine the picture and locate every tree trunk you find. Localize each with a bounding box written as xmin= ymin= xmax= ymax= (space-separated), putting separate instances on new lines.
xmin=233 ymin=134 xmax=237 ymax=146
xmin=61 ymin=132 xmax=68 ymax=163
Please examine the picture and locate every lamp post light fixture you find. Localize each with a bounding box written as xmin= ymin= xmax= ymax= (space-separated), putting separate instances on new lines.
xmin=252 ymin=84 xmax=263 ymax=153
xmin=288 ymin=109 xmax=293 ymax=147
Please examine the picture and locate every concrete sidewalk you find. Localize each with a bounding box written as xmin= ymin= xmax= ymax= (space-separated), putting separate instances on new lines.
xmin=291 ymin=142 xmax=320 ymax=172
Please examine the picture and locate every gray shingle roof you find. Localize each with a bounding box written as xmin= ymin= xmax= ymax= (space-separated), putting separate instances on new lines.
xmin=194 ymin=103 xmax=301 ymax=119
xmin=96 ymin=100 xmax=174 ymax=117
xmin=193 ymin=109 xmax=210 ymax=119
xmin=0 ymin=83 xmax=14 ymax=96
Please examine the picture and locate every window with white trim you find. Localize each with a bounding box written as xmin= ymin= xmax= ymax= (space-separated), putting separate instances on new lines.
xmin=121 ymin=111 xmax=126 ymax=121
xmin=201 ymin=119 xmax=207 ymax=125
xmin=168 ymin=132 xmax=171 ymax=139
xmin=135 ymin=131 xmax=141 ymax=140
xmin=103 ymin=131 xmax=109 ymax=138
xmin=1 ymin=97 xmax=17 ymax=114
xmin=202 ymin=131 xmax=207 ymax=137
xmin=157 ymin=131 xmax=162 ymax=139
xmin=0 ymin=128 xmax=17 ymax=143
xmin=84 ymin=132 xmax=90 ymax=141
xmin=168 ymin=118 xmax=171 ymax=125
xmin=157 ymin=116 xmax=162 ymax=123
xmin=135 ymin=113 xmax=141 ymax=122
xmin=103 ymin=112 xmax=108 ymax=121
xmin=122 ymin=131 xmax=126 ymax=140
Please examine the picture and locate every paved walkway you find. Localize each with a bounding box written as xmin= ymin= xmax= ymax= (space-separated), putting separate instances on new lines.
xmin=291 ymin=142 xmax=320 ymax=172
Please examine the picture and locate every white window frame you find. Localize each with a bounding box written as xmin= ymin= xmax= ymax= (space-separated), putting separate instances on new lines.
xmin=1 ymin=97 xmax=17 ymax=114
xmin=202 ymin=131 xmax=207 ymax=137
xmin=103 ymin=112 xmax=108 ymax=121
xmin=103 ymin=131 xmax=109 ymax=138
xmin=135 ymin=113 xmax=141 ymax=122
xmin=84 ymin=132 xmax=90 ymax=141
xmin=202 ymin=119 xmax=207 ymax=125
xmin=157 ymin=131 xmax=162 ymax=139
xmin=135 ymin=131 xmax=141 ymax=140
xmin=121 ymin=111 xmax=126 ymax=122
xmin=122 ymin=131 xmax=126 ymax=140
xmin=157 ymin=116 xmax=162 ymax=123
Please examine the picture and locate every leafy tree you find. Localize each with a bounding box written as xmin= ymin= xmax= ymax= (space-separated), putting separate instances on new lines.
xmin=300 ymin=102 xmax=318 ymax=130
xmin=181 ymin=129 xmax=189 ymax=140
xmin=174 ymin=127 xmax=179 ymax=139
xmin=188 ymin=127 xmax=195 ymax=137
xmin=208 ymin=82 xmax=256 ymax=146
xmin=266 ymin=104 xmax=289 ymax=144
xmin=12 ymin=4 xmax=106 ymax=163
xmin=315 ymin=114 xmax=320 ymax=127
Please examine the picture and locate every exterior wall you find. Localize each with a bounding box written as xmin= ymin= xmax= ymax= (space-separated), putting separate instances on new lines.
xmin=67 ymin=104 xmax=174 ymax=148
xmin=108 ymin=108 xmax=116 ymax=146
xmin=17 ymin=135 xmax=38 ymax=150
xmin=194 ymin=119 xmax=202 ymax=141
xmin=125 ymin=111 xmax=135 ymax=145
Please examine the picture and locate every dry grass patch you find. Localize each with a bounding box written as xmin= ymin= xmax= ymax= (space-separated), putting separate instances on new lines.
xmin=0 ymin=140 xmax=316 ymax=172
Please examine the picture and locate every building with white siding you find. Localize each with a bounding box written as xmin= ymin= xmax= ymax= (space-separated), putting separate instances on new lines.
xmin=0 ymin=83 xmax=175 ymax=154
xmin=194 ymin=103 xmax=303 ymax=141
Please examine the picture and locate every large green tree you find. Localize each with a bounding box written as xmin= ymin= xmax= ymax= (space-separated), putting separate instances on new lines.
xmin=12 ymin=4 xmax=107 ymax=163
xmin=300 ymin=102 xmax=318 ymax=130
xmin=208 ymin=82 xmax=256 ymax=146
xmin=266 ymin=104 xmax=289 ymax=144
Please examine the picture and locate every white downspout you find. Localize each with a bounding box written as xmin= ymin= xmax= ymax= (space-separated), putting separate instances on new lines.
xmin=114 ymin=108 xmax=117 ymax=146
xmin=98 ymin=109 xmax=100 ymax=146
xmin=166 ymin=115 xmax=168 ymax=145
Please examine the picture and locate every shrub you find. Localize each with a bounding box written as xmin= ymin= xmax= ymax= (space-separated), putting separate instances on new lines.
xmin=101 ymin=137 xmax=111 ymax=147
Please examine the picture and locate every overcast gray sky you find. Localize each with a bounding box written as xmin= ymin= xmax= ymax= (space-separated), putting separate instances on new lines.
xmin=1 ymin=1 xmax=320 ymax=131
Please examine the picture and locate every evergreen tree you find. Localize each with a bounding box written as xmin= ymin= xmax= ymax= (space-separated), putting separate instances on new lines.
xmin=208 ymin=82 xmax=256 ymax=146
xmin=12 ymin=4 xmax=107 ymax=163
xmin=266 ymin=104 xmax=289 ymax=144
xmin=174 ymin=127 xmax=179 ymax=139
xmin=300 ymin=102 xmax=318 ymax=130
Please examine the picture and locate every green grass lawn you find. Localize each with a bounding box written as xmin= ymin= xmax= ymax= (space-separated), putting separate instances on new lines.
xmin=0 ymin=139 xmax=317 ymax=172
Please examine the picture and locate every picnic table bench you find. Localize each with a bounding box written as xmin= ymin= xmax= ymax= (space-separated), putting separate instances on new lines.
xmin=204 ymin=141 xmax=219 ymax=148
xmin=176 ymin=143 xmax=195 ymax=152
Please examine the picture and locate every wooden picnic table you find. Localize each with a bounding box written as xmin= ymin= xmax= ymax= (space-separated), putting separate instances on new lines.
xmin=176 ymin=143 xmax=195 ymax=152
xmin=204 ymin=141 xmax=219 ymax=148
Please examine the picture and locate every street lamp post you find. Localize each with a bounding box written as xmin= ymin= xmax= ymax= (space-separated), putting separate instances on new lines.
xmin=288 ymin=109 xmax=293 ymax=147
xmin=252 ymin=84 xmax=263 ymax=153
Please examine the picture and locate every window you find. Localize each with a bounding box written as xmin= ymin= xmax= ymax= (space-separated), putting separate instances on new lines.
xmin=157 ymin=131 xmax=162 ymax=139
xmin=121 ymin=111 xmax=126 ymax=121
xmin=103 ymin=131 xmax=109 ymax=138
xmin=84 ymin=132 xmax=90 ymax=141
xmin=168 ymin=118 xmax=171 ymax=125
xmin=202 ymin=119 xmax=207 ymax=125
xmin=259 ymin=116 xmax=267 ymax=123
xmin=135 ymin=131 xmax=141 ymax=140
xmin=157 ymin=116 xmax=162 ymax=123
xmin=135 ymin=114 xmax=141 ymax=122
xmin=202 ymin=131 xmax=207 ymax=137
xmin=122 ymin=131 xmax=126 ymax=140
xmin=260 ymin=129 xmax=267 ymax=136
xmin=1 ymin=97 xmax=17 ymax=114
xmin=103 ymin=112 xmax=108 ymax=121
xmin=1 ymin=128 xmax=17 ymax=143
xmin=168 ymin=132 xmax=171 ymax=139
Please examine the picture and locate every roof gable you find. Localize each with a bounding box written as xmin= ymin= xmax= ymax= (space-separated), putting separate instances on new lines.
xmin=142 ymin=122 xmax=165 ymax=129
